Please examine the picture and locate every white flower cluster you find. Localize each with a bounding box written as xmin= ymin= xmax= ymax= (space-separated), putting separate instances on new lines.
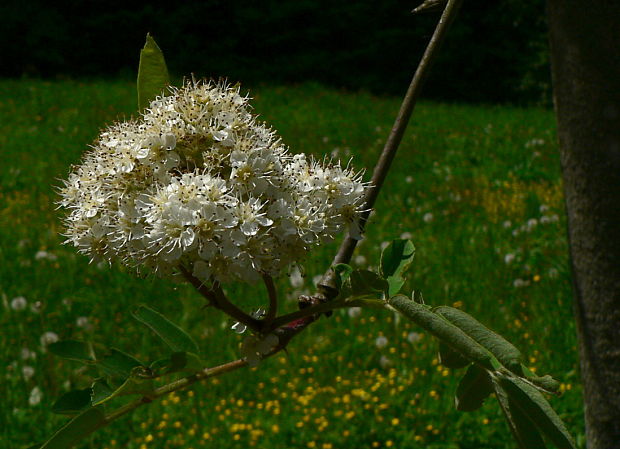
xmin=59 ymin=81 xmax=366 ymax=284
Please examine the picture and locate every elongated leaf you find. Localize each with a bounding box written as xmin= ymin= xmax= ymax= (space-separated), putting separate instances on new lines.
xmin=51 ymin=388 xmax=92 ymax=415
xmin=98 ymin=349 xmax=144 ymax=379
xmin=48 ymin=341 xmax=94 ymax=363
xmin=40 ymin=407 xmax=105 ymax=449
xmin=137 ymin=33 xmax=170 ymax=112
xmin=499 ymin=376 xmax=576 ymax=449
xmin=92 ymin=374 xmax=154 ymax=405
xmin=133 ymin=305 xmax=199 ymax=354
xmin=439 ymin=342 xmax=470 ymax=369
xmin=388 ymin=295 xmax=497 ymax=370
xmin=149 ymin=351 xmax=205 ymax=376
xmin=455 ymin=363 xmax=493 ymax=411
xmin=350 ymin=270 xmax=388 ymax=298
xmin=521 ymin=364 xmax=561 ymax=394
xmin=493 ymin=381 xmax=547 ymax=449
xmin=380 ymin=239 xmax=415 ymax=296
xmin=434 ymin=306 xmax=522 ymax=374
xmin=333 ymin=263 xmax=353 ymax=290
xmin=91 ymin=379 xmax=114 ymax=405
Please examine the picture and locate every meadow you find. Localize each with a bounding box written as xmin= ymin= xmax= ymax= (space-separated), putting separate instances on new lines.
xmin=0 ymin=79 xmax=583 ymax=448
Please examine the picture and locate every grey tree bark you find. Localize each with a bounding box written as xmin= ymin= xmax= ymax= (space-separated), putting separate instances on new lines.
xmin=547 ymin=1 xmax=620 ymax=448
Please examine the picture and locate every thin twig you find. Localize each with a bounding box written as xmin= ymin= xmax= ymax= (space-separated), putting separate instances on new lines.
xmin=319 ymin=0 xmax=464 ymax=296
xmin=104 ymin=358 xmax=247 ymax=424
xmin=180 ymin=266 xmax=262 ymax=332
xmin=262 ymin=274 xmax=278 ymax=328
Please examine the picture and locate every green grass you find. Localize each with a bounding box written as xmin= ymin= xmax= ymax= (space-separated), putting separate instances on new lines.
xmin=0 ymin=79 xmax=583 ymax=449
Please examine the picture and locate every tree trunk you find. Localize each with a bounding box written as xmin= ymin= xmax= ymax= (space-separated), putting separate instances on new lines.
xmin=547 ymin=1 xmax=620 ymax=448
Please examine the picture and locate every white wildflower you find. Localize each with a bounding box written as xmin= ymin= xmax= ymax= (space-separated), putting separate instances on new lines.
xmin=375 ymin=335 xmax=388 ymax=349
xmin=21 ymin=348 xmax=36 ymax=360
xmin=513 ymin=279 xmax=529 ymax=288
xmin=76 ymin=316 xmax=92 ymax=330
xmin=58 ymin=81 xmax=367 ymax=285
xmin=379 ymin=355 xmax=392 ymax=369
xmin=40 ymin=331 xmax=59 ymax=347
xmin=347 ymin=307 xmax=362 ymax=318
xmin=423 ymin=212 xmax=434 ymax=223
xmin=22 ymin=366 xmax=35 ymax=381
xmin=407 ymin=332 xmax=422 ymax=344
xmin=28 ymin=386 xmax=43 ymax=406
xmin=10 ymin=296 xmax=27 ymax=311
xmin=35 ymin=250 xmax=57 ymax=261
xmin=504 ymin=253 xmax=516 ymax=264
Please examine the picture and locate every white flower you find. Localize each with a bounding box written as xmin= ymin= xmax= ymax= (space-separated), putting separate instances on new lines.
xmin=379 ymin=355 xmax=392 ymax=369
xmin=347 ymin=307 xmax=362 ymax=318
xmin=59 ymin=80 xmax=367 ymax=285
xmin=375 ymin=335 xmax=388 ymax=349
xmin=76 ymin=316 xmax=92 ymax=330
xmin=22 ymin=366 xmax=35 ymax=381
xmin=10 ymin=296 xmax=27 ymax=311
xmin=35 ymin=250 xmax=57 ymax=261
xmin=423 ymin=212 xmax=434 ymax=223
xmin=28 ymin=386 xmax=43 ymax=406
xmin=21 ymin=348 xmax=36 ymax=360
xmin=504 ymin=253 xmax=515 ymax=264
xmin=407 ymin=332 xmax=422 ymax=344
xmin=513 ymin=278 xmax=529 ymax=288
xmin=40 ymin=331 xmax=59 ymax=347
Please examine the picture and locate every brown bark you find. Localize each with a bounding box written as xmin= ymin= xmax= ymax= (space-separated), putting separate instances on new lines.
xmin=547 ymin=1 xmax=620 ymax=448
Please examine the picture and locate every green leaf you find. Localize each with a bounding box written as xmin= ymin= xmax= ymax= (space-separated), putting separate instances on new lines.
xmin=133 ymin=305 xmax=200 ymax=354
xmin=349 ymin=270 xmax=388 ymax=298
xmin=455 ymin=364 xmax=493 ymax=411
xmin=51 ymin=389 xmax=92 ymax=415
xmin=333 ymin=263 xmax=353 ymax=290
xmin=90 ymin=379 xmax=114 ymax=405
xmin=97 ymin=349 xmax=144 ymax=379
xmin=169 ymin=351 xmax=205 ymax=373
xmin=92 ymin=368 xmax=155 ymax=406
xmin=40 ymin=407 xmax=105 ymax=449
xmin=149 ymin=351 xmax=206 ymax=376
xmin=434 ymin=306 xmax=523 ymax=374
xmin=380 ymin=239 xmax=415 ymax=296
xmin=493 ymin=381 xmax=547 ymax=449
xmin=521 ymin=364 xmax=561 ymax=394
xmin=499 ymin=375 xmax=576 ymax=449
xmin=137 ymin=33 xmax=170 ymax=112
xmin=439 ymin=342 xmax=470 ymax=369
xmin=388 ymin=295 xmax=497 ymax=370
xmin=48 ymin=341 xmax=94 ymax=363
